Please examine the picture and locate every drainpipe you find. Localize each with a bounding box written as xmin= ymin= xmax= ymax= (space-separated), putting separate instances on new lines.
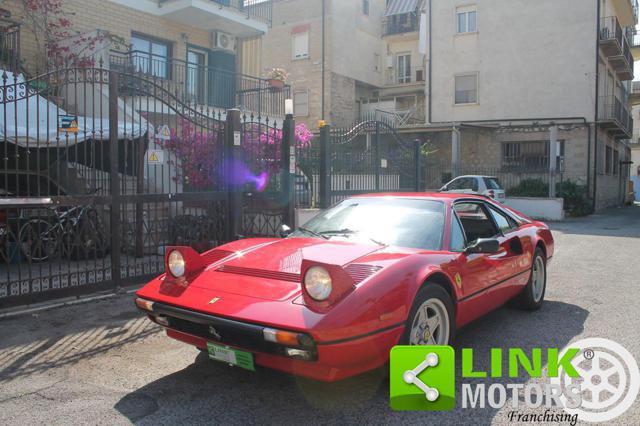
xmin=427 ymin=0 xmax=432 ymax=124
xmin=592 ymin=0 xmax=601 ymax=211
xmin=321 ymin=0 xmax=326 ymax=121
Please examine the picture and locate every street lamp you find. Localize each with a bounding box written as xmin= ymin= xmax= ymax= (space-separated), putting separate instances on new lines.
xmin=285 ymin=98 xmax=294 ymax=118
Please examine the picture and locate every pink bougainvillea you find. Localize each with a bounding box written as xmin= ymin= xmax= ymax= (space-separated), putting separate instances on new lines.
xmin=162 ymin=120 xmax=314 ymax=191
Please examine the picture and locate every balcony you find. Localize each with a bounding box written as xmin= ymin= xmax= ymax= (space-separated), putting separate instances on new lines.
xmin=598 ymin=95 xmax=633 ymax=139
xmin=384 ymin=66 xmax=425 ymax=86
xmin=627 ymin=27 xmax=640 ymax=57
xmin=120 ymin=0 xmax=272 ymax=37
xmin=382 ymin=13 xmax=419 ymax=36
xmin=599 ymin=16 xmax=634 ymax=80
xmin=629 ymin=81 xmax=640 ymax=105
xmin=110 ymin=50 xmax=290 ymax=118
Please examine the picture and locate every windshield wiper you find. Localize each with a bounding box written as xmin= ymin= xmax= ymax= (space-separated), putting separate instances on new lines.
xmin=298 ymin=227 xmax=329 ymax=240
xmin=320 ymin=228 xmax=387 ymax=247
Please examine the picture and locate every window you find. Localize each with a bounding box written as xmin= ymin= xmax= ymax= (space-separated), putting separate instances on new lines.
xmin=455 ymin=73 xmax=478 ymax=104
xmin=131 ymin=34 xmax=171 ymax=79
xmin=447 ymin=177 xmax=478 ymax=192
xmin=454 ymin=202 xmax=498 ymax=243
xmin=457 ymin=6 xmax=477 ymax=33
xmin=292 ymin=31 xmax=309 ymax=60
xmin=613 ymin=149 xmax=619 ymax=175
xmin=293 ymin=90 xmax=309 ymax=117
xmin=605 ymin=146 xmax=613 ymax=174
xmin=501 ymin=141 xmax=565 ymax=171
xmin=186 ymin=48 xmax=207 ymax=103
xmin=397 ymin=53 xmax=411 ymax=84
xmin=488 ymin=206 xmax=516 ymax=234
xmin=363 ymin=0 xmax=370 ymax=15
xmin=450 ymin=213 xmax=467 ymax=252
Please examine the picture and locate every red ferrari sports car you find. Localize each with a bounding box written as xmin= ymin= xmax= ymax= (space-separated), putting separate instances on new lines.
xmin=135 ymin=193 xmax=553 ymax=382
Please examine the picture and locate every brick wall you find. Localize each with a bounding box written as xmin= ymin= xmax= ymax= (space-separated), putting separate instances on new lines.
xmin=4 ymin=0 xmax=212 ymax=73
xmin=261 ymin=0 xmax=328 ymax=127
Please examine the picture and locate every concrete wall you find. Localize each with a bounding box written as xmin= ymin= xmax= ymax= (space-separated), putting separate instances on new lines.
xmin=505 ymin=197 xmax=565 ymax=221
xmin=429 ymin=0 xmax=598 ymax=123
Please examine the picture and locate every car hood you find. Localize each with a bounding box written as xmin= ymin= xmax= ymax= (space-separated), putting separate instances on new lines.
xmin=189 ymin=238 xmax=384 ymax=301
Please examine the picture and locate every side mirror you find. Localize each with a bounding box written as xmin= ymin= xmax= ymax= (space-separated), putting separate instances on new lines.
xmin=278 ymin=224 xmax=293 ymax=238
xmin=439 ymin=185 xmax=448 ymax=192
xmin=464 ymin=238 xmax=500 ymax=255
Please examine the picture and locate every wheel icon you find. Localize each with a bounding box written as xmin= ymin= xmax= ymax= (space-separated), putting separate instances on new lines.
xmin=550 ymin=337 xmax=640 ymax=423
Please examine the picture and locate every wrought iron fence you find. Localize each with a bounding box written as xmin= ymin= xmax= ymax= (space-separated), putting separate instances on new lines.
xmin=0 ymin=66 xmax=233 ymax=307
xmin=109 ymin=50 xmax=290 ymax=118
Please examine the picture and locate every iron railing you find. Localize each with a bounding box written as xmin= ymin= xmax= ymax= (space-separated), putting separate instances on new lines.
xmin=600 ymin=16 xmax=634 ymax=79
xmin=382 ymin=13 xmax=419 ymax=36
xmin=158 ymin=0 xmax=273 ymax=26
xmin=385 ymin=65 xmax=425 ymax=85
xmin=598 ymin=95 xmax=633 ymax=137
xmin=0 ymin=18 xmax=20 ymax=73
xmin=109 ymin=50 xmax=290 ymax=117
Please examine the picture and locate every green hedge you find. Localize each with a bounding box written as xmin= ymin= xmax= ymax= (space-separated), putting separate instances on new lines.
xmin=507 ymin=179 xmax=593 ymax=217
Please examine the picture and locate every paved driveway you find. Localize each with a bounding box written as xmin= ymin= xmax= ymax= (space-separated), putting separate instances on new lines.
xmin=1 ymin=205 xmax=639 ymax=425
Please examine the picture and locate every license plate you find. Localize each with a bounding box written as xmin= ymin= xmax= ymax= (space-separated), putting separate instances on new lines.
xmin=207 ymin=342 xmax=255 ymax=371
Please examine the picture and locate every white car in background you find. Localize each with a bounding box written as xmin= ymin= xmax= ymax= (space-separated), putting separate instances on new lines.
xmin=439 ymin=175 xmax=506 ymax=202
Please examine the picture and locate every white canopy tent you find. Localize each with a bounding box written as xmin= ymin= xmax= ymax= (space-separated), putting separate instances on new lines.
xmin=0 ymin=71 xmax=145 ymax=148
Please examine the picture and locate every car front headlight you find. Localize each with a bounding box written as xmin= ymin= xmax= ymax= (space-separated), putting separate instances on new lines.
xmin=304 ymin=266 xmax=332 ymax=301
xmin=167 ymin=250 xmax=186 ymax=277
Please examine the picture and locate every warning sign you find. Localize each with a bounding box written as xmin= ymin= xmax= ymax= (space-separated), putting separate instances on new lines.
xmin=147 ymin=149 xmax=164 ymax=165
xmin=59 ymin=115 xmax=79 ymax=134
xmin=155 ymin=124 xmax=171 ymax=141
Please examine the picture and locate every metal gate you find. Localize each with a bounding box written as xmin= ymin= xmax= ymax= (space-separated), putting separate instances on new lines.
xmin=236 ymin=112 xmax=296 ymax=237
xmin=0 ymin=66 xmax=230 ymax=308
xmin=321 ymin=119 xmax=422 ymax=206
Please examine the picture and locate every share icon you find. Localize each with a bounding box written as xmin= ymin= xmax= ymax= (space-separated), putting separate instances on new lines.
xmin=402 ymin=352 xmax=440 ymax=402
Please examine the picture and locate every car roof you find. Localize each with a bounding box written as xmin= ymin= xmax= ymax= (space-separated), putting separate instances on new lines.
xmin=349 ymin=192 xmax=489 ymax=202
xmin=451 ymin=175 xmax=498 ymax=179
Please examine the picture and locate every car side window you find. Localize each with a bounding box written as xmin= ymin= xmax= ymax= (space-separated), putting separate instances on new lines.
xmin=470 ymin=178 xmax=479 ymax=192
xmin=450 ymin=212 xmax=467 ymax=252
xmin=488 ymin=206 xmax=517 ymax=233
xmin=447 ymin=178 xmax=462 ymax=190
xmin=454 ymin=202 xmax=499 ymax=243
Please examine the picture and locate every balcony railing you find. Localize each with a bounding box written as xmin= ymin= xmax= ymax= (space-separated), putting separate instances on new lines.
xmin=598 ymin=95 xmax=633 ymax=138
xmin=109 ymin=50 xmax=290 ymax=117
xmin=0 ymin=18 xmax=20 ymax=73
xmin=382 ymin=13 xmax=419 ymax=36
xmin=159 ymin=0 xmax=273 ymax=26
xmin=600 ymin=16 xmax=634 ymax=80
xmin=384 ymin=66 xmax=425 ymax=85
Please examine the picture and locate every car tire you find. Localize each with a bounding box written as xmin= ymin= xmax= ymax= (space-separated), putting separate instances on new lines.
xmin=514 ymin=247 xmax=547 ymax=311
xmin=400 ymin=284 xmax=455 ymax=346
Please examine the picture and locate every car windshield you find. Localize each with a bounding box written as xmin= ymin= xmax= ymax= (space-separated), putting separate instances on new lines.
xmin=292 ymin=197 xmax=445 ymax=250
xmin=484 ymin=177 xmax=502 ymax=190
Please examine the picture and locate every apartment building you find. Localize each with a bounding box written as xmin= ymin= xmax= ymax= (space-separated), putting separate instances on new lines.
xmin=258 ymin=0 xmax=426 ymax=128
xmin=423 ymin=0 xmax=638 ymax=210
xmin=260 ymin=0 xmax=638 ymax=210
xmin=2 ymin=0 xmax=284 ymax=116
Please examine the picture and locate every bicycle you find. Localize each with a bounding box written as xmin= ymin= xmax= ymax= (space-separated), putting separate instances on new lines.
xmin=19 ymin=201 xmax=109 ymax=263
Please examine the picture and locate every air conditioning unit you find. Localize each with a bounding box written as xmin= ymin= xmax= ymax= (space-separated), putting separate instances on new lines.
xmin=211 ymin=31 xmax=236 ymax=53
xmin=386 ymin=55 xmax=394 ymax=69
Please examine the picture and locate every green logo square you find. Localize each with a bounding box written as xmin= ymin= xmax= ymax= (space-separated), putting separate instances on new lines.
xmin=389 ymin=345 xmax=456 ymax=411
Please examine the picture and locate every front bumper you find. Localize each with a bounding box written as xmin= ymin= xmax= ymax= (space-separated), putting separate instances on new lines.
xmin=137 ymin=298 xmax=404 ymax=382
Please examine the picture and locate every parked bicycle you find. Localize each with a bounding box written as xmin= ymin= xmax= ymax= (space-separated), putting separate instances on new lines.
xmin=19 ymin=198 xmax=109 ymax=263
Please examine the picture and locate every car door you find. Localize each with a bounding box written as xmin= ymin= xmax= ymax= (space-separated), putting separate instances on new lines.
xmin=485 ymin=204 xmax=530 ymax=299
xmin=448 ymin=201 xmax=515 ymax=324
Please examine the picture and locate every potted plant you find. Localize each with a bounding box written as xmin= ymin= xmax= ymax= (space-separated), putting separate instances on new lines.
xmin=266 ymin=67 xmax=288 ymax=91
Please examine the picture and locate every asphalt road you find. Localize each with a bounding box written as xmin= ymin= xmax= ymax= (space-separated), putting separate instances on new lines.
xmin=1 ymin=205 xmax=639 ymax=425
